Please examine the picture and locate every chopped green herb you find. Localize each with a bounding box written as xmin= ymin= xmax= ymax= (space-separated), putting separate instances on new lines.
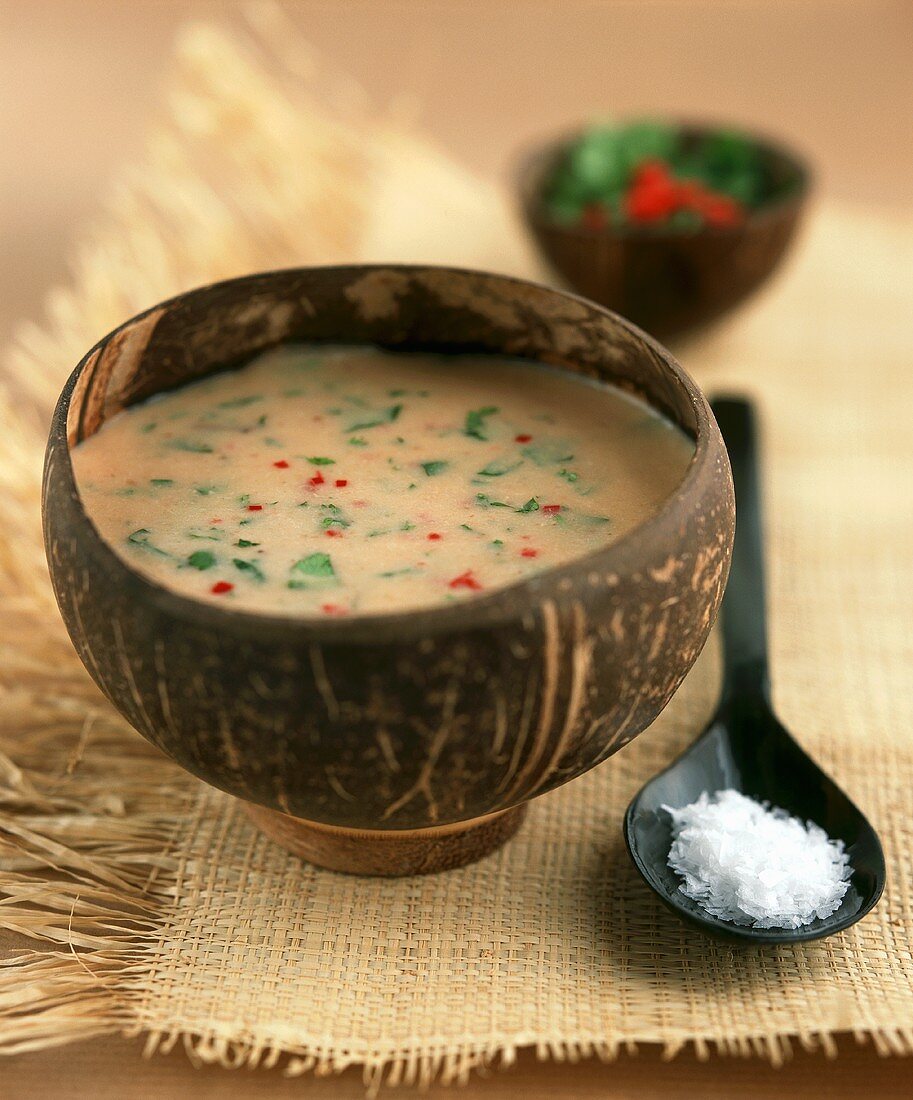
xmin=218 ymin=394 xmax=262 ymax=408
xmin=421 ymin=460 xmax=449 ymax=477
xmin=127 ymin=529 xmax=169 ymax=556
xmin=187 ymin=530 xmax=221 ymax=542
xmin=348 ymin=436 xmax=368 ymax=447
xmin=235 ymin=538 xmax=260 ymax=548
xmin=517 ymin=497 xmax=540 ymax=513
xmin=320 ymin=503 xmax=351 ymax=530
xmin=169 ymin=439 xmax=213 ymax=454
xmin=388 ymin=389 xmax=407 ymax=397
xmin=263 ymin=437 xmax=283 ymax=448
xmin=141 ymin=422 xmax=157 ymax=433
xmin=306 ymin=456 xmax=336 ymax=466
xmin=378 ymin=567 xmax=418 ymax=578
xmin=557 ymin=468 xmax=579 ymax=483
xmin=464 ymin=406 xmax=499 ymax=440
xmin=291 ymin=553 xmax=335 ymax=577
xmin=490 ymin=539 xmax=504 ymax=548
xmin=233 ymin=558 xmax=266 ymax=582
xmin=400 ymin=520 xmax=416 ymax=532
xmin=476 ymin=458 xmax=522 ymax=478
xmin=115 ymin=487 xmax=137 ymax=497
xmin=187 ymin=550 xmax=216 ymax=570
xmin=346 ymin=404 xmax=402 ymax=431
xmin=522 ymin=442 xmax=574 ymax=466
xmin=194 ymin=485 xmax=221 ymax=496
xmin=150 ymin=478 xmax=173 ymax=487
xmin=476 ymin=492 xmax=511 ymax=509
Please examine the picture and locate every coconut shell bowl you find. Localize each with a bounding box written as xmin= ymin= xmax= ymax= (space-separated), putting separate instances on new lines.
xmin=43 ymin=265 xmax=734 ymax=877
xmin=517 ymin=124 xmax=810 ymax=340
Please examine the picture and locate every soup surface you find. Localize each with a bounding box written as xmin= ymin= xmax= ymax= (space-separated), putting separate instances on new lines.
xmin=71 ymin=346 xmax=693 ymax=616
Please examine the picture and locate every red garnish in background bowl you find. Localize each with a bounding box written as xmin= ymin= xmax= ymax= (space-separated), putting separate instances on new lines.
xmin=211 ymin=581 xmax=233 ymax=595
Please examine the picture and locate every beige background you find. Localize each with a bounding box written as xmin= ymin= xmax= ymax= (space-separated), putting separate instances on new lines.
xmin=2 ymin=2 xmax=913 ymax=1097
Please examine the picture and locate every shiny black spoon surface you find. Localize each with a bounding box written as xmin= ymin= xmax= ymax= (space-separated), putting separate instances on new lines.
xmin=624 ymin=397 xmax=886 ymax=944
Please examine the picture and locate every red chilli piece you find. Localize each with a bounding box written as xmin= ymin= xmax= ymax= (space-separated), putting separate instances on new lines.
xmin=521 ymin=548 xmax=539 ymax=558
xmin=542 ymin=504 xmax=561 ymax=515
xmin=625 ymin=159 xmax=679 ymax=223
xmin=335 ymin=479 xmax=348 ymax=488
xmin=246 ymin=504 xmax=263 ymax=512
xmin=321 ymin=603 xmax=346 ymax=615
xmin=308 ymin=472 xmax=325 ymax=487
xmin=427 ymin=532 xmax=442 ymax=541
xmin=514 ymin=433 xmax=532 ymax=444
xmin=325 ymin=529 xmax=341 ymax=538
xmin=273 ymin=459 xmax=290 ymax=469
xmin=449 ymin=570 xmax=482 ymax=591
xmin=211 ymin=581 xmax=233 ymax=595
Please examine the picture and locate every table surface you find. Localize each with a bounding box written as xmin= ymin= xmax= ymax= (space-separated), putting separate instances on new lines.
xmin=2 ymin=1 xmax=913 ymax=1096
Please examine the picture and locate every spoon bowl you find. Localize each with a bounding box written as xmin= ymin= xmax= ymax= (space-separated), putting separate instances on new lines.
xmin=624 ymin=398 xmax=885 ymax=944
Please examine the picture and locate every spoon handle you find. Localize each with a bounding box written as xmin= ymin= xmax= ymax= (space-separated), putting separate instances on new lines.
xmin=711 ymin=397 xmax=771 ymax=702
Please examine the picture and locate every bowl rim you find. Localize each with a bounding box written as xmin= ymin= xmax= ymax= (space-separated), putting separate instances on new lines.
xmin=514 ymin=118 xmax=812 ymax=239
xmin=47 ymin=263 xmax=727 ymax=644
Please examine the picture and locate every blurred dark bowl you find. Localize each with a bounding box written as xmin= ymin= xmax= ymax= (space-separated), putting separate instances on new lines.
xmin=516 ymin=123 xmax=811 ymax=340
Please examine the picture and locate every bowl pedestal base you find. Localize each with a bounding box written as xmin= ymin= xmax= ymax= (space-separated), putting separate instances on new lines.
xmin=241 ymin=802 xmax=527 ymax=876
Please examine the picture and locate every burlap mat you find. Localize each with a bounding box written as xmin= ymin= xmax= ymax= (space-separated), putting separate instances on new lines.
xmin=2 ymin=13 xmax=912 ymax=1090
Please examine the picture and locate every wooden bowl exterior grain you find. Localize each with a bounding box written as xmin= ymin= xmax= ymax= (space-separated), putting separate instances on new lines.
xmin=43 ymin=266 xmax=734 ymax=872
xmin=517 ymin=126 xmax=810 ymax=339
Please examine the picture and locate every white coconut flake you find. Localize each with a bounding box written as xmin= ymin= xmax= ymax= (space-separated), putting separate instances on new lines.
xmin=664 ymin=789 xmax=851 ymax=929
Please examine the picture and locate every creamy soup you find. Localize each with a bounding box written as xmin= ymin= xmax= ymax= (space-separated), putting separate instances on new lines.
xmin=71 ymin=346 xmax=693 ymax=616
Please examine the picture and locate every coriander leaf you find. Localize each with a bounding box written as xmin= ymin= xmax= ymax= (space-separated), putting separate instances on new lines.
xmin=476 ymin=458 xmax=522 ymax=478
xmin=218 ymin=394 xmax=262 ymax=408
xmin=291 ymin=552 xmax=335 ymax=577
xmin=127 ymin=529 xmax=170 ymax=556
xmin=346 ymin=404 xmax=402 ymax=432
xmin=464 ymin=406 xmax=499 ymax=440
xmin=306 ymin=456 xmax=336 ymax=466
xmin=517 ymin=497 xmax=540 ymax=513
xmin=421 ymin=460 xmax=448 ymax=477
xmin=169 ymin=439 xmax=213 ymax=454
xmin=187 ymin=550 xmax=216 ymax=570
xmin=235 ymin=538 xmax=260 ymax=548
xmin=150 ymin=478 xmax=173 ymax=487
xmin=233 ymin=558 xmax=266 ymax=582
xmin=476 ymin=492 xmax=511 ymax=509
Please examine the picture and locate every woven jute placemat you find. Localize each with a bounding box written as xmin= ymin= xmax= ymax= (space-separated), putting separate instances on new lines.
xmin=2 ymin=13 xmax=912 ymax=1090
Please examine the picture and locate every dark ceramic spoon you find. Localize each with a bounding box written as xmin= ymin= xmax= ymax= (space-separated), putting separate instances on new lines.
xmin=624 ymin=397 xmax=886 ymax=944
